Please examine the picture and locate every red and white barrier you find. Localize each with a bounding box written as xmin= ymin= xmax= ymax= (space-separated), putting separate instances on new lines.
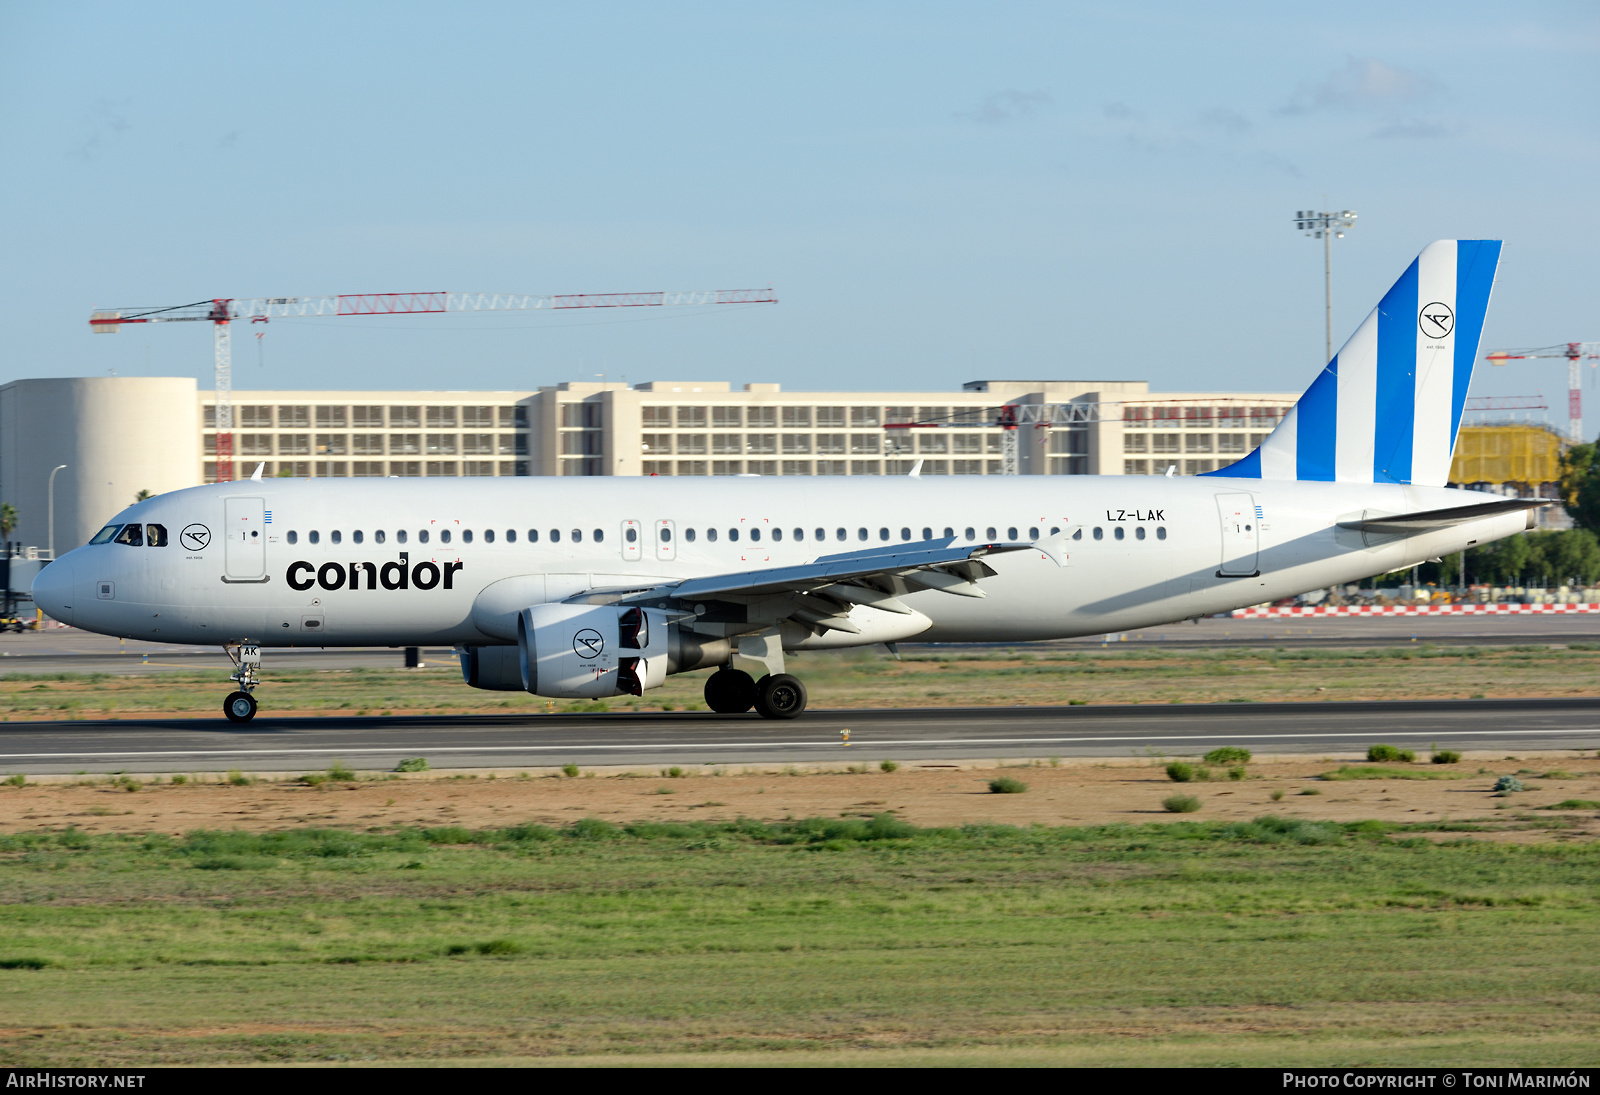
xmin=1229 ymin=602 xmax=1600 ymax=618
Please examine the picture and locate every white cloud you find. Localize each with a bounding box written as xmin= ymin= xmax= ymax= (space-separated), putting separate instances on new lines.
xmin=960 ymin=90 xmax=1053 ymax=125
xmin=1280 ymin=56 xmax=1440 ymax=115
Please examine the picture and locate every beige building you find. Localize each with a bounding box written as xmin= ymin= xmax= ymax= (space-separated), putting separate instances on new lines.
xmin=1 ymin=376 xmax=1296 ymax=553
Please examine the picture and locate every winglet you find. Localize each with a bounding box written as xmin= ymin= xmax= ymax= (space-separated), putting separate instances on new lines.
xmin=250 ymin=463 xmax=265 ymax=481
xmin=908 ymin=459 xmax=923 ymax=478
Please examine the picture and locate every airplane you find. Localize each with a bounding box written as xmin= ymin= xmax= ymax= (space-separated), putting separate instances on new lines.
xmin=32 ymin=239 xmax=1536 ymax=724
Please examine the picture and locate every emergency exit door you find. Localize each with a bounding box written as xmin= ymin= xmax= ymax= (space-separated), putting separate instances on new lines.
xmin=1215 ymin=492 xmax=1260 ymax=577
xmin=224 ymin=497 xmax=266 ymax=580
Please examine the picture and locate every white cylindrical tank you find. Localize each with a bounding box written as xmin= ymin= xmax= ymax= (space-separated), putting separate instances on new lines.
xmin=0 ymin=377 xmax=200 ymax=554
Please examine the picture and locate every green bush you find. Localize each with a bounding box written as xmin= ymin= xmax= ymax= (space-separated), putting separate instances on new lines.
xmin=394 ymin=757 xmax=429 ymax=773
xmin=2 ymin=773 xmax=24 ymax=787
xmin=1367 ymin=745 xmax=1415 ymax=763
xmin=298 ymin=773 xmax=329 ymax=787
xmin=879 ymin=759 xmax=899 ymax=773
xmin=1431 ymin=750 xmax=1462 ymax=765
xmin=1204 ymin=747 xmax=1252 ymax=765
xmin=226 ymin=770 xmax=252 ymax=786
xmin=1227 ymin=766 xmax=1247 ymax=781
xmin=1166 ymin=762 xmax=1195 ymax=782
xmin=988 ymin=777 xmax=1027 ymax=794
xmin=1163 ymin=794 xmax=1201 ymax=813
xmin=1494 ymin=775 xmax=1525 ymax=793
xmin=659 ymin=766 xmax=683 ymax=778
xmin=561 ymin=763 xmax=580 ymax=778
xmin=326 ymin=762 xmax=357 ymax=782
xmin=170 ymin=774 xmax=187 ymax=785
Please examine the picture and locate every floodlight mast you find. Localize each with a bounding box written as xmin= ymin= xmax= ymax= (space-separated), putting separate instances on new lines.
xmin=89 ymin=288 xmax=778 ymax=481
xmin=1293 ymin=209 xmax=1357 ymax=365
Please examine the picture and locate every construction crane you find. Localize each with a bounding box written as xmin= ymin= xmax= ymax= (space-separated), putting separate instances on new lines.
xmin=1484 ymin=343 xmax=1600 ymax=443
xmin=89 ymin=288 xmax=778 ymax=480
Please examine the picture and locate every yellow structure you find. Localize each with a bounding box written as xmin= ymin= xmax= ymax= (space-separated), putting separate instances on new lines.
xmin=1450 ymin=424 xmax=1566 ymax=486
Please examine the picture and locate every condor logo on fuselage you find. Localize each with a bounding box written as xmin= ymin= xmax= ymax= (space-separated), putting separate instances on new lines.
xmin=286 ymin=558 xmax=464 ymax=592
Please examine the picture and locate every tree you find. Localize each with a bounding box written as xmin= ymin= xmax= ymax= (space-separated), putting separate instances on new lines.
xmin=0 ymin=502 xmax=15 ymax=538
xmin=1561 ymin=442 xmax=1600 ymax=533
xmin=134 ymin=489 xmax=152 ymax=502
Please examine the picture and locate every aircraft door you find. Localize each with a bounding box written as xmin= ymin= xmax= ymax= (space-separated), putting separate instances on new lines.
xmin=224 ymin=496 xmax=266 ymax=580
xmin=620 ymin=519 xmax=642 ymax=561
xmin=1215 ymin=492 xmax=1260 ymax=577
xmin=654 ymin=520 xmax=676 ymax=562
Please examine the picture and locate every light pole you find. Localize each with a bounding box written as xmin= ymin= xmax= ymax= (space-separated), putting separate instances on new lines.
xmin=47 ymin=464 xmax=67 ymax=560
xmin=1294 ymin=208 xmax=1357 ymax=364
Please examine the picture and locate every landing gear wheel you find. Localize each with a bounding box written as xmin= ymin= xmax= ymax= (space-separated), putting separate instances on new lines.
xmin=704 ymin=668 xmax=757 ymax=714
xmin=224 ymin=691 xmax=258 ymax=724
xmin=754 ymin=673 xmax=807 ymax=720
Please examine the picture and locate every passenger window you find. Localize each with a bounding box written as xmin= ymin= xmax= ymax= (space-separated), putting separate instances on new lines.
xmin=1007 ymin=527 xmax=1017 ymax=541
xmin=1028 ymin=528 xmax=1039 ymax=540
xmin=1135 ymin=526 xmax=1146 ymax=540
xmin=594 ymin=529 xmax=603 ymax=543
xmin=505 ymin=530 xmax=515 ymax=543
xmin=287 ymin=530 xmax=299 ymax=545
xmin=626 ymin=527 xmax=638 ymax=543
xmin=857 ymin=528 xmax=867 ymax=541
xmin=814 ymin=528 xmax=824 ymax=541
xmin=484 ymin=530 xmax=494 ymax=543
xmin=1072 ymin=529 xmax=1082 ymax=540
xmin=751 ymin=528 xmax=761 ymax=542
xmin=89 ymin=524 xmax=121 ymax=545
xmin=728 ymin=528 xmax=739 ymax=542
xmin=440 ymin=530 xmax=451 ymax=544
xmin=900 ymin=528 xmax=910 ymax=541
xmin=1093 ymin=527 xmax=1103 ymax=540
xmin=572 ymin=529 xmax=582 ymax=543
xmin=309 ymin=531 xmax=320 ymax=545
xmin=986 ymin=527 xmax=997 ymax=540
xmin=685 ymin=528 xmax=696 ymax=542
xmin=1049 ymin=527 xmax=1060 ymax=536
xmin=1114 ymin=526 xmax=1125 ymax=541
xmin=353 ymin=530 xmax=364 ymax=545
xmin=114 ymin=524 xmax=143 ymax=546
xmin=964 ymin=528 xmax=975 ymax=541
xmin=772 ymin=528 xmax=783 ymax=542
xmin=463 ymin=530 xmax=473 ymax=544
xmin=659 ymin=527 xmax=671 ymax=542
xmin=793 ymin=528 xmax=803 ymax=541
xmin=835 ymin=528 xmax=846 ymax=541
xmin=879 ymin=528 xmax=889 ymax=541
xmin=397 ymin=530 xmax=407 ymax=544
xmin=922 ymin=527 xmax=932 ymax=540
xmin=526 ymin=530 xmax=536 ymax=542
xmin=418 ymin=530 xmax=429 ymax=544
xmin=707 ymin=528 xmax=718 ymax=542
xmin=1157 ymin=527 xmax=1167 ymax=540
xmin=145 ymin=524 xmax=168 ymax=547
xmin=550 ymin=529 xmax=560 ymax=543
xmin=331 ymin=531 xmax=342 ymax=545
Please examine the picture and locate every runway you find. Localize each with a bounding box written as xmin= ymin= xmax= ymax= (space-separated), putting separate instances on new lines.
xmin=1 ymin=697 xmax=1595 ymax=774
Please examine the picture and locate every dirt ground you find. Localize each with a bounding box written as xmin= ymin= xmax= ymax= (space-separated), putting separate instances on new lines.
xmin=2 ymin=753 xmax=1597 ymax=839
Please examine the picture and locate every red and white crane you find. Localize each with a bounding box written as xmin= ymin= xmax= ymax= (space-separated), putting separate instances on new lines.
xmin=1484 ymin=343 xmax=1600 ymax=443
xmin=90 ymin=287 xmax=778 ymax=480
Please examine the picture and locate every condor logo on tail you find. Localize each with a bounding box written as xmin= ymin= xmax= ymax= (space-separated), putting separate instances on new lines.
xmin=286 ymin=557 xmax=464 ymax=592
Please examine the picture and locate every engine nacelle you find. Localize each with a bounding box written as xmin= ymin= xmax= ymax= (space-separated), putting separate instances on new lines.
xmin=517 ymin=603 xmax=670 ymax=698
xmin=457 ymin=644 xmax=524 ymax=691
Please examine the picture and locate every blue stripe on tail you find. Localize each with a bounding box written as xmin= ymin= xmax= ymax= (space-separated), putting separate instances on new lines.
xmin=1372 ymin=258 xmax=1419 ymax=484
xmin=1449 ymin=240 xmax=1502 ymax=443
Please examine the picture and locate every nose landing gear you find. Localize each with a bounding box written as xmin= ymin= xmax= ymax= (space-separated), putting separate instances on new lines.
xmin=223 ymin=642 xmax=262 ymax=724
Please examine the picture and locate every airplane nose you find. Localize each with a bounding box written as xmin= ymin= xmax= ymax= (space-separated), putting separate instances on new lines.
xmin=31 ymin=558 xmax=74 ymax=626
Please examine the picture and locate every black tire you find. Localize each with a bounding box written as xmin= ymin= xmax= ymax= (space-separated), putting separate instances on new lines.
xmin=754 ymin=673 xmax=807 ymax=720
xmin=224 ymin=691 xmax=258 ymax=723
xmin=704 ymin=668 xmax=757 ymax=714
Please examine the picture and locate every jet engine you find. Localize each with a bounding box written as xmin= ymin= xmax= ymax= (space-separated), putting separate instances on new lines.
xmin=515 ymin=603 xmax=670 ymax=699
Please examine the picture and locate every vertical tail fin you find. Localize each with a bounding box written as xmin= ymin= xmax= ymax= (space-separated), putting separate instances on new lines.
xmin=1206 ymin=239 xmax=1502 ymax=487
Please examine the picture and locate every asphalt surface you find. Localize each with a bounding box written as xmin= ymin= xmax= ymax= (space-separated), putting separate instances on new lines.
xmin=4 ymin=612 xmax=1600 ymax=676
xmin=1 ymin=698 xmax=1595 ymax=775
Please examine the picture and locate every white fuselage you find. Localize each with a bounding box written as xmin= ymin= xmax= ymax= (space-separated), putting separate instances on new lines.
xmin=34 ymin=474 xmax=1521 ymax=651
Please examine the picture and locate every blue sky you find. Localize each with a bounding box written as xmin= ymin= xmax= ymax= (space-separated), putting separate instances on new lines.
xmin=2 ymin=2 xmax=1597 ymax=422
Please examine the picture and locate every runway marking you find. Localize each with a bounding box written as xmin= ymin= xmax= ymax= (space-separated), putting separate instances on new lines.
xmin=0 ymin=725 xmax=1593 ymax=761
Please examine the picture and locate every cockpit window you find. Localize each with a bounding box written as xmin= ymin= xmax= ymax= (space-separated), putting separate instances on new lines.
xmin=89 ymin=524 xmax=121 ymax=545
xmin=145 ymin=524 xmax=168 ymax=547
xmin=113 ymin=523 xmax=144 ymax=547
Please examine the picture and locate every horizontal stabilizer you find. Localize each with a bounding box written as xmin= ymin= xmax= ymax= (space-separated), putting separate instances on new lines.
xmin=1336 ymin=497 xmax=1546 ymax=535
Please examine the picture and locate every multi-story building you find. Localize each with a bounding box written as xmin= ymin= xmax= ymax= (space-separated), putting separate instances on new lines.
xmin=1 ymin=376 xmax=1299 ymax=551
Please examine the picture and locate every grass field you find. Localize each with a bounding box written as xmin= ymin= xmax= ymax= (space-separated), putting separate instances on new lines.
xmin=0 ymin=815 xmax=1597 ymax=1066
xmin=3 ymin=641 xmax=1599 ymax=719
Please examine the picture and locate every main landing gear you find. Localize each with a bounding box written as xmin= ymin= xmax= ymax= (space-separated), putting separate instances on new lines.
xmin=702 ymin=667 xmax=809 ymax=720
xmin=223 ymin=642 xmax=262 ymax=724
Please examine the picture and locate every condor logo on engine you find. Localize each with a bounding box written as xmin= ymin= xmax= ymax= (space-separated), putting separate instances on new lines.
xmin=286 ymin=555 xmax=464 ymax=592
